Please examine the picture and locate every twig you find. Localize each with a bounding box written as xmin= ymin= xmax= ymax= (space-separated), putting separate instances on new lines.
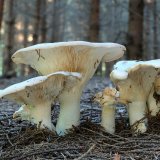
xmin=81 ymin=127 xmax=120 ymax=143
xmin=5 ymin=134 xmax=13 ymax=146
xmin=74 ymin=144 xmax=96 ymax=160
xmin=2 ymin=148 xmax=83 ymax=160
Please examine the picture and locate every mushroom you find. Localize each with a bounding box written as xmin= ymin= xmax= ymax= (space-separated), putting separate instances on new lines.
xmin=147 ymin=86 xmax=160 ymax=116
xmin=94 ymin=87 xmax=120 ymax=134
xmin=155 ymin=74 xmax=160 ymax=95
xmin=11 ymin=41 xmax=126 ymax=135
xmin=147 ymin=74 xmax=160 ymax=116
xmin=110 ymin=59 xmax=160 ymax=133
xmin=0 ymin=71 xmax=81 ymax=130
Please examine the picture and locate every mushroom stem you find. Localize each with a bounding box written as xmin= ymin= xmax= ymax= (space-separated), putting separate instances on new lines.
xmin=32 ymin=103 xmax=54 ymax=130
xmin=101 ymin=105 xmax=115 ymax=134
xmin=56 ymin=89 xmax=82 ymax=136
xmin=128 ymin=101 xmax=147 ymax=133
xmin=15 ymin=102 xmax=54 ymax=130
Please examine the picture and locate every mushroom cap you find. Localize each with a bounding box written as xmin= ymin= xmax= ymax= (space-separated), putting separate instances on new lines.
xmin=110 ymin=59 xmax=160 ymax=80
xmin=0 ymin=71 xmax=81 ymax=105
xmin=12 ymin=41 xmax=125 ymax=77
xmin=110 ymin=59 xmax=160 ymax=100
xmin=94 ymin=87 xmax=119 ymax=106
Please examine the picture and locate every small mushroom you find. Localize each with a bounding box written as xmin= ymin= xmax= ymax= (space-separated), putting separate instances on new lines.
xmin=110 ymin=59 xmax=160 ymax=133
xmin=94 ymin=87 xmax=120 ymax=134
xmin=0 ymin=71 xmax=81 ymax=130
xmin=11 ymin=41 xmax=125 ymax=135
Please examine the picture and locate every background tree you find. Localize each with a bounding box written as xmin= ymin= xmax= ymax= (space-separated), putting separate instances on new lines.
xmin=153 ymin=0 xmax=158 ymax=59
xmin=88 ymin=0 xmax=100 ymax=42
xmin=32 ymin=0 xmax=41 ymax=44
xmin=40 ymin=0 xmax=47 ymax=42
xmin=88 ymin=0 xmax=102 ymax=75
xmin=127 ymin=0 xmax=144 ymax=60
xmin=0 ymin=0 xmax=4 ymax=31
xmin=3 ymin=0 xmax=16 ymax=78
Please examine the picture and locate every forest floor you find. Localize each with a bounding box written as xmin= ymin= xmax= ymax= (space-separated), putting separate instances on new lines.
xmin=0 ymin=76 xmax=160 ymax=160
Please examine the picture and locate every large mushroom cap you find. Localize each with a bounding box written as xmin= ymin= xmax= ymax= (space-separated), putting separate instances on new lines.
xmin=0 ymin=71 xmax=81 ymax=104
xmin=12 ymin=41 xmax=125 ymax=76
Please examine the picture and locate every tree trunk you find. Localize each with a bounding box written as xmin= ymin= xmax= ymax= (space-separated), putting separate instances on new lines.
xmin=51 ymin=0 xmax=66 ymax=42
xmin=88 ymin=0 xmax=100 ymax=42
xmin=3 ymin=0 xmax=16 ymax=78
xmin=89 ymin=0 xmax=101 ymax=75
xmin=40 ymin=0 xmax=47 ymax=42
xmin=0 ymin=0 xmax=4 ymax=31
xmin=50 ymin=0 xmax=56 ymax=42
xmin=32 ymin=0 xmax=41 ymax=44
xmin=153 ymin=0 xmax=158 ymax=59
xmin=127 ymin=0 xmax=144 ymax=60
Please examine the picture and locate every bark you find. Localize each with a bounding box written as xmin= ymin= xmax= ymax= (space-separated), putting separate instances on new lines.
xmin=50 ymin=0 xmax=56 ymax=42
xmin=0 ymin=0 xmax=4 ymax=31
xmin=88 ymin=0 xmax=100 ymax=42
xmin=40 ymin=0 xmax=47 ymax=42
xmin=32 ymin=0 xmax=41 ymax=44
xmin=153 ymin=0 xmax=158 ymax=59
xmin=51 ymin=0 xmax=65 ymax=42
xmin=89 ymin=0 xmax=101 ymax=75
xmin=143 ymin=1 xmax=152 ymax=60
xmin=3 ymin=0 xmax=16 ymax=78
xmin=127 ymin=0 xmax=144 ymax=60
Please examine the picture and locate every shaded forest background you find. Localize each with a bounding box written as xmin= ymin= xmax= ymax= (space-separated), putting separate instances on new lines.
xmin=0 ymin=0 xmax=160 ymax=78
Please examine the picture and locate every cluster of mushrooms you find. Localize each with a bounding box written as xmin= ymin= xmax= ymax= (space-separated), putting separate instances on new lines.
xmin=0 ymin=41 xmax=159 ymax=136
xmin=95 ymin=60 xmax=160 ymax=134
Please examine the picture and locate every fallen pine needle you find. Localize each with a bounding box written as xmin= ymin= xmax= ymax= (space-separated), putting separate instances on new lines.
xmin=74 ymin=144 xmax=96 ymax=160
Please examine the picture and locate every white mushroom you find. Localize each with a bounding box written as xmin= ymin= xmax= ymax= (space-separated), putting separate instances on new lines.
xmin=155 ymin=74 xmax=160 ymax=95
xmin=94 ymin=87 xmax=120 ymax=134
xmin=147 ymin=75 xmax=160 ymax=116
xmin=147 ymin=86 xmax=160 ymax=116
xmin=12 ymin=41 xmax=126 ymax=135
xmin=110 ymin=59 xmax=160 ymax=133
xmin=0 ymin=71 xmax=81 ymax=130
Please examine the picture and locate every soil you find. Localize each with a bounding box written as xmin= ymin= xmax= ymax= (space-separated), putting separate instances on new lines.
xmin=0 ymin=76 xmax=160 ymax=160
